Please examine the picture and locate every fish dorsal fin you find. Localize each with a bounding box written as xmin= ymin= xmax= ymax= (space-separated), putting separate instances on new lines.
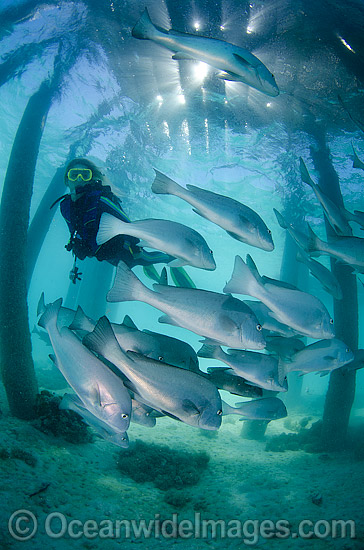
xmin=122 ymin=315 xmax=138 ymax=330
xmin=172 ymin=52 xmax=196 ymax=61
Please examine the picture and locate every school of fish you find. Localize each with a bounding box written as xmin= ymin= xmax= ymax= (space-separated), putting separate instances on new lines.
xmin=35 ymin=11 xmax=364 ymax=449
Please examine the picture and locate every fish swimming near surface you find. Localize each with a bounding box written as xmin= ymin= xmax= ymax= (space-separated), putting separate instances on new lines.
xmin=152 ymin=171 xmax=274 ymax=251
xmin=106 ymin=261 xmax=266 ymax=350
xmin=83 ymin=316 xmax=223 ymax=431
xmin=278 ymin=339 xmax=354 ymax=383
xmin=132 ymin=8 xmax=279 ymax=97
xmin=306 ymin=223 xmax=364 ymax=273
xmin=299 ymin=158 xmax=352 ymax=236
xmin=38 ymin=299 xmax=132 ymax=433
xmin=296 ymin=250 xmax=343 ymax=300
xmin=71 ymin=307 xmax=200 ymax=372
xmin=59 ymin=394 xmax=129 ymax=448
xmin=199 ymin=343 xmax=287 ymax=392
xmin=222 ymin=397 xmax=287 ymax=420
xmin=224 ymin=255 xmax=335 ymax=340
xmin=97 ymin=213 xmax=216 ymax=271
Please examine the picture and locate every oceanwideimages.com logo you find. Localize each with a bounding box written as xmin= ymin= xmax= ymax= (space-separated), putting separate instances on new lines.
xmin=8 ymin=510 xmax=356 ymax=545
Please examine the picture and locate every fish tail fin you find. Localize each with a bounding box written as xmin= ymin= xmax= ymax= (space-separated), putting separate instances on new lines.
xmin=273 ymin=208 xmax=287 ymax=230
xmin=38 ymin=298 xmax=63 ymax=331
xmin=223 ymin=255 xmax=262 ymax=298
xmin=152 ymin=169 xmax=181 ymax=196
xmin=197 ymin=343 xmax=221 ymax=359
xmin=96 ymin=213 xmax=127 ymax=245
xmin=132 ymin=8 xmax=158 ymax=40
xmin=83 ymin=316 xmax=130 ymax=365
xmin=69 ymin=306 xmax=95 ymax=332
xmin=299 ymin=157 xmax=314 ymax=187
xmin=107 ymin=261 xmax=147 ymax=303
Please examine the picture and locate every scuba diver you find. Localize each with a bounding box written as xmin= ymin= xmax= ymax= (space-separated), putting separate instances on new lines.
xmin=55 ymin=158 xmax=174 ymax=283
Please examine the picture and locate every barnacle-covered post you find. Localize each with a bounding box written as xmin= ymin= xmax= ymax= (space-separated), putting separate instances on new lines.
xmin=0 ymin=79 xmax=55 ymax=418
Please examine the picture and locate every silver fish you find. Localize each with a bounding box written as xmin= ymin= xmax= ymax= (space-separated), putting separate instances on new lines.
xmin=152 ymin=171 xmax=274 ymax=251
xmin=202 ymin=369 xmax=263 ymax=398
xmin=222 ymin=397 xmax=287 ymax=420
xmin=300 ymin=158 xmax=352 ymax=236
xmin=70 ymin=307 xmax=200 ymax=372
xmin=198 ymin=344 xmax=287 ymax=392
xmin=132 ymin=8 xmax=279 ymax=97
xmin=97 ymin=213 xmax=215 ymax=271
xmin=107 ymin=261 xmax=266 ymax=350
xmin=83 ymin=317 xmax=223 ymax=431
xmin=131 ymin=399 xmax=157 ymax=428
xmin=224 ymin=256 xmax=335 ymax=340
xmin=296 ymin=250 xmax=343 ymax=300
xmin=278 ymin=339 xmax=354 ymax=383
xmin=306 ymin=223 xmax=364 ymax=273
xmin=59 ymin=394 xmax=129 ymax=448
xmin=38 ymin=299 xmax=132 ymax=433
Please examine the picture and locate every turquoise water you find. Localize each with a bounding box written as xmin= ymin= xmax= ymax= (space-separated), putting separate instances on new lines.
xmin=1 ymin=1 xmax=364 ymax=548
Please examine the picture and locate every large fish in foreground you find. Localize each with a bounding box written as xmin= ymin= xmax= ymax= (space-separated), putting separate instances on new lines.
xmin=132 ymin=8 xmax=279 ymax=97
xmin=152 ymin=171 xmax=274 ymax=251
xmin=97 ymin=213 xmax=216 ymax=271
xmin=83 ymin=317 xmax=223 ymax=430
xmin=107 ymin=261 xmax=266 ymax=350
xmin=224 ymin=256 xmax=335 ymax=340
xmin=38 ymin=299 xmax=132 ymax=433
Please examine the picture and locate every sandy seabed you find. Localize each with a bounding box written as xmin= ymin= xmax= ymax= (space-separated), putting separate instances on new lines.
xmin=0 ymin=380 xmax=363 ymax=550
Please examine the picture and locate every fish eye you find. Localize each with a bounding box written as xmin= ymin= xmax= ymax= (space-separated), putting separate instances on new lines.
xmin=158 ymin=356 xmax=164 ymax=361
xmin=210 ymin=249 xmax=213 ymax=254
xmin=256 ymin=324 xmax=262 ymax=331
xmin=329 ymin=318 xmax=334 ymax=325
xmin=121 ymin=437 xmax=127 ymax=441
xmin=346 ymin=348 xmax=350 ymax=353
xmin=268 ymin=229 xmax=272 ymax=235
xmin=217 ymin=409 xmax=222 ymax=416
xmin=121 ymin=413 xmax=129 ymax=419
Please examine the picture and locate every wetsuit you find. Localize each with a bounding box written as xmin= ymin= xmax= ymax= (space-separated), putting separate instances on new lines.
xmin=60 ymin=184 xmax=173 ymax=267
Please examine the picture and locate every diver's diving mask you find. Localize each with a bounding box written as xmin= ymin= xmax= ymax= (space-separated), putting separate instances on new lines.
xmin=67 ymin=168 xmax=93 ymax=182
